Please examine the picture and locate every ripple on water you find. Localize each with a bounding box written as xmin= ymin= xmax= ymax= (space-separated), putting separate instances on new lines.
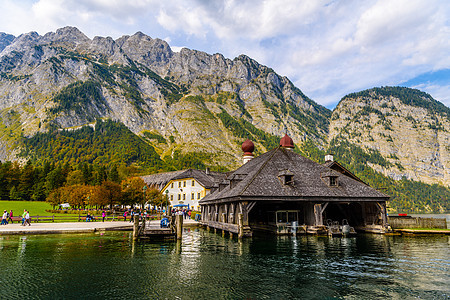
xmin=0 ymin=231 xmax=449 ymax=299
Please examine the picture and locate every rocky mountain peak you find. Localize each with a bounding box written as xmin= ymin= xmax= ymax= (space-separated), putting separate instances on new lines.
xmin=0 ymin=31 xmax=40 ymax=57
xmin=42 ymin=26 xmax=90 ymax=45
xmin=0 ymin=32 xmax=15 ymax=53
xmin=330 ymin=86 xmax=450 ymax=186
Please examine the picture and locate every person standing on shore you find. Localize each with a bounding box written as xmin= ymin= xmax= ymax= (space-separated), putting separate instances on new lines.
xmin=25 ymin=210 xmax=31 ymax=226
xmin=1 ymin=210 xmax=7 ymax=225
xmin=102 ymin=211 xmax=106 ymax=222
xmin=8 ymin=210 xmax=13 ymax=223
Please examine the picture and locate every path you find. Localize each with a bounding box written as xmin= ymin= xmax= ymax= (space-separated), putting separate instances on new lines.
xmin=0 ymin=218 xmax=200 ymax=235
xmin=0 ymin=221 xmax=133 ymax=235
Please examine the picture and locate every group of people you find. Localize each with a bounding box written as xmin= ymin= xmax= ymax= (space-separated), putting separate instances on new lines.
xmin=124 ymin=209 xmax=149 ymax=222
xmin=85 ymin=211 xmax=107 ymax=222
xmin=173 ymin=208 xmax=192 ymax=219
xmin=1 ymin=209 xmax=31 ymax=226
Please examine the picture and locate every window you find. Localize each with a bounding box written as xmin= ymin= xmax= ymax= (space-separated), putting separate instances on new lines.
xmin=183 ymin=194 xmax=186 ymax=200
xmin=197 ymin=192 xmax=201 ymax=199
xmin=170 ymin=195 xmax=173 ymax=201
xmin=191 ymin=192 xmax=194 ymax=200
xmin=330 ymin=177 xmax=337 ymax=186
xmin=178 ymin=194 xmax=181 ymax=200
xmin=192 ymin=180 xmax=195 ymax=186
xmin=171 ymin=182 xmax=173 ymax=188
xmin=178 ymin=182 xmax=181 ymax=188
xmin=278 ymin=170 xmax=294 ymax=185
xmin=183 ymin=181 xmax=186 ymax=187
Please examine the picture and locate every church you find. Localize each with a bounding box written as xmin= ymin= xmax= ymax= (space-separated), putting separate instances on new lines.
xmin=199 ymin=135 xmax=390 ymax=236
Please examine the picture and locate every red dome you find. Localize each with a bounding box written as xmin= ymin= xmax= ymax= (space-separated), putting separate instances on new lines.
xmin=241 ymin=139 xmax=255 ymax=155
xmin=280 ymin=134 xmax=294 ymax=148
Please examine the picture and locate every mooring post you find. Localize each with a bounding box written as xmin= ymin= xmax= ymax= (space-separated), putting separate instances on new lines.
xmin=238 ymin=213 xmax=244 ymax=239
xmin=133 ymin=214 xmax=139 ymax=240
xmin=221 ymin=214 xmax=226 ymax=237
xmin=176 ymin=214 xmax=183 ymax=240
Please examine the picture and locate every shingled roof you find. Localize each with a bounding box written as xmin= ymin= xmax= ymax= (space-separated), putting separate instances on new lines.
xmin=200 ymin=147 xmax=389 ymax=204
xmin=141 ymin=169 xmax=226 ymax=190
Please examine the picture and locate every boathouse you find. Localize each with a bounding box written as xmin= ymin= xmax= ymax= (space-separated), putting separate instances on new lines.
xmin=199 ymin=135 xmax=390 ymax=236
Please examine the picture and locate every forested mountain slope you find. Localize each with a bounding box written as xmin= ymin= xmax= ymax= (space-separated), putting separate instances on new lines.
xmin=329 ymin=87 xmax=449 ymax=187
xmin=0 ymin=26 xmax=330 ymax=170
xmin=0 ymin=27 xmax=448 ymax=212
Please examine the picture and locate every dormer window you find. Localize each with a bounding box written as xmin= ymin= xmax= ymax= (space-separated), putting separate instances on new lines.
xmin=321 ymin=170 xmax=339 ymax=187
xmin=329 ymin=176 xmax=337 ymax=187
xmin=278 ymin=170 xmax=294 ymax=186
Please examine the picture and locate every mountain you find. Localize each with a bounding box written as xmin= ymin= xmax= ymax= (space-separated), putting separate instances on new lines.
xmin=0 ymin=27 xmax=448 ymax=212
xmin=0 ymin=33 xmax=14 ymax=52
xmin=0 ymin=26 xmax=330 ymax=170
xmin=329 ymin=86 xmax=450 ymax=187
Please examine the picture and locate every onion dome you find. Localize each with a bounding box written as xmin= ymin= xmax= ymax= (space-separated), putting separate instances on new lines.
xmin=241 ymin=139 xmax=255 ymax=155
xmin=280 ymin=134 xmax=294 ymax=148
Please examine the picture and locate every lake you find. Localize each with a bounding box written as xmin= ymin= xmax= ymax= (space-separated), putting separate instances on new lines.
xmin=0 ymin=229 xmax=449 ymax=299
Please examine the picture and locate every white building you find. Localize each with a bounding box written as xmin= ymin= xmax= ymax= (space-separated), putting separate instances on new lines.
xmin=141 ymin=169 xmax=226 ymax=211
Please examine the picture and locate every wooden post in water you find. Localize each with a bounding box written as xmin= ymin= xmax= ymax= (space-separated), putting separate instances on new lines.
xmin=176 ymin=214 xmax=183 ymax=240
xmin=133 ymin=214 xmax=139 ymax=240
xmin=238 ymin=213 xmax=244 ymax=239
xmin=221 ymin=214 xmax=226 ymax=237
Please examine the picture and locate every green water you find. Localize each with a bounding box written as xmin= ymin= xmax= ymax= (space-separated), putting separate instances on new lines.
xmin=0 ymin=229 xmax=449 ymax=299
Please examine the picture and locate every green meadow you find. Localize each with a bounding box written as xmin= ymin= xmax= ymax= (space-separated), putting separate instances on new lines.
xmin=0 ymin=201 xmax=82 ymax=222
xmin=0 ymin=200 xmax=53 ymax=216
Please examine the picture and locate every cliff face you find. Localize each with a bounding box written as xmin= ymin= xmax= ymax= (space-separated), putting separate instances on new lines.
xmin=0 ymin=27 xmax=330 ymax=169
xmin=329 ymin=87 xmax=450 ymax=186
xmin=0 ymin=27 xmax=449 ymax=188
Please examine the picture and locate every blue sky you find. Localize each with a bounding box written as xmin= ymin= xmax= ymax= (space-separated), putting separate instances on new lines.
xmin=0 ymin=0 xmax=449 ymax=109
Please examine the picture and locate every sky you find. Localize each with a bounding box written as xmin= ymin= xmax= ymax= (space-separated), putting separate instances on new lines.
xmin=0 ymin=0 xmax=449 ymax=109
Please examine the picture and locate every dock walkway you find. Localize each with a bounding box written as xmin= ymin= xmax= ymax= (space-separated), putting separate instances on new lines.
xmin=0 ymin=221 xmax=133 ymax=235
xmin=0 ymin=218 xmax=199 ymax=235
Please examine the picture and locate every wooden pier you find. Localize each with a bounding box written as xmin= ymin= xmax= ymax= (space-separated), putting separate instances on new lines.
xmin=133 ymin=215 xmax=186 ymax=240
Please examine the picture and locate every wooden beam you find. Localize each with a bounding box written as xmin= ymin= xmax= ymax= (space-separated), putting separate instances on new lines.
xmin=314 ymin=204 xmax=323 ymax=226
xmin=247 ymin=201 xmax=256 ymax=213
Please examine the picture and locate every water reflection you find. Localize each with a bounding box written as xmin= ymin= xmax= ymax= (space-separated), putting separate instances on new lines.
xmin=0 ymin=229 xmax=448 ymax=299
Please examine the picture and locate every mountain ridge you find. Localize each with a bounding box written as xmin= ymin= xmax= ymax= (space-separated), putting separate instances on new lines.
xmin=0 ymin=27 xmax=448 ymax=191
xmin=0 ymin=26 xmax=330 ymax=169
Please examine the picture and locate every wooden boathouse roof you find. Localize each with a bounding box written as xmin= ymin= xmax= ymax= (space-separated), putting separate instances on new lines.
xmin=200 ymin=147 xmax=389 ymax=204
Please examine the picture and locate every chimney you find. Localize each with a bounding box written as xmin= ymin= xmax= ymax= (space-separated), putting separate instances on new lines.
xmin=205 ymin=167 xmax=210 ymax=175
xmin=325 ymin=154 xmax=334 ymax=162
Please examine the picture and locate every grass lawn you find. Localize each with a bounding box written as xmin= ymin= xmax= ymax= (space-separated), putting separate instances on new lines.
xmin=0 ymin=200 xmax=82 ymax=222
xmin=0 ymin=200 xmax=54 ymax=216
xmin=0 ymin=201 xmax=125 ymax=223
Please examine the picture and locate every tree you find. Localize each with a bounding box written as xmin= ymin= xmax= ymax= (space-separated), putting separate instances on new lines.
xmin=45 ymin=166 xmax=66 ymax=193
xmin=91 ymin=181 xmax=122 ymax=208
xmin=17 ymin=160 xmax=35 ymax=200
xmin=146 ymin=187 xmax=165 ymax=208
xmin=47 ymin=188 xmax=62 ymax=208
xmin=60 ymin=184 xmax=91 ymax=209
xmin=66 ymin=169 xmax=85 ymax=186
xmin=121 ymin=177 xmax=146 ymax=207
xmin=108 ymin=165 xmax=120 ymax=183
